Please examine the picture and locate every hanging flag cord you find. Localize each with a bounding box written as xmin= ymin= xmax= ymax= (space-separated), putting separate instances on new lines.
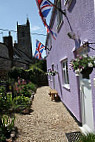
xmin=82 ymin=41 xmax=95 ymax=51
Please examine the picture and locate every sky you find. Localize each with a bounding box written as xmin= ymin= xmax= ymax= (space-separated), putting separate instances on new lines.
xmin=0 ymin=0 xmax=53 ymax=58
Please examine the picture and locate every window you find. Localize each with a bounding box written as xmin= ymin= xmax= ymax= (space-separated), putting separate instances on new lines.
xmin=52 ymin=64 xmax=55 ymax=89
xmin=62 ymin=59 xmax=70 ymax=89
xmin=52 ymin=64 xmax=54 ymax=71
xmin=64 ymin=0 xmax=68 ymax=5
xmin=47 ymin=33 xmax=52 ymax=51
xmin=57 ymin=0 xmax=63 ymax=30
xmin=64 ymin=0 xmax=72 ymax=7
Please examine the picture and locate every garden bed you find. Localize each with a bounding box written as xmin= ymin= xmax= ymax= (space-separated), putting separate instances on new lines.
xmin=0 ymin=78 xmax=36 ymax=142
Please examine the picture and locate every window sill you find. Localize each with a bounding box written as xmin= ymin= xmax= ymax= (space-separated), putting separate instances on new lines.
xmin=62 ymin=84 xmax=70 ymax=90
xmin=48 ymin=79 xmax=53 ymax=82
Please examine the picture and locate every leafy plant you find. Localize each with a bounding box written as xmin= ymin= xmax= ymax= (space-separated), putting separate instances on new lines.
xmin=0 ymin=115 xmax=15 ymax=141
xmin=76 ymin=133 xmax=95 ymax=142
xmin=25 ymin=82 xmax=37 ymax=92
xmin=30 ymin=59 xmax=47 ymax=72
xmin=0 ymin=86 xmax=12 ymax=113
xmin=0 ymin=86 xmax=6 ymax=98
xmin=13 ymin=96 xmax=31 ymax=111
xmin=21 ymin=85 xmax=31 ymax=98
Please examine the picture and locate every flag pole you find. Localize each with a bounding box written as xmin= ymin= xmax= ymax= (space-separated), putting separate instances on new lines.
xmin=47 ymin=0 xmax=66 ymax=16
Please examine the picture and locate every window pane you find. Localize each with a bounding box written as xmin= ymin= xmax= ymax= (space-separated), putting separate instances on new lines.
xmin=66 ymin=61 xmax=69 ymax=84
xmin=62 ymin=60 xmax=69 ymax=85
xmin=57 ymin=0 xmax=63 ymax=27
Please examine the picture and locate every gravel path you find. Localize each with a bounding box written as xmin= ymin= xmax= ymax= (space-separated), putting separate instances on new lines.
xmin=15 ymin=86 xmax=80 ymax=142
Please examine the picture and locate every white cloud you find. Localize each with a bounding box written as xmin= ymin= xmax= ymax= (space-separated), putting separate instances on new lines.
xmin=31 ymin=26 xmax=41 ymax=31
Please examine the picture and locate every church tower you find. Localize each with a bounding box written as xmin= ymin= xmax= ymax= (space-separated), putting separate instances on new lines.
xmin=17 ymin=18 xmax=32 ymax=58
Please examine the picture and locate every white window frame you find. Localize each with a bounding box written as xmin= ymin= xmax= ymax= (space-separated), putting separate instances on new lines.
xmin=62 ymin=59 xmax=70 ymax=90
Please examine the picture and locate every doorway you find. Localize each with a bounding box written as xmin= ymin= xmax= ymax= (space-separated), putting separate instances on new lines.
xmin=80 ymin=74 xmax=94 ymax=132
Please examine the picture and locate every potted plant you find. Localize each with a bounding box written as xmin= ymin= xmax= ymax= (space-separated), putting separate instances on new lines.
xmin=46 ymin=70 xmax=58 ymax=76
xmin=70 ymin=54 xmax=95 ymax=78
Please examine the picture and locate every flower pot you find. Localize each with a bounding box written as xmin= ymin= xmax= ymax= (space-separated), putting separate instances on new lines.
xmin=75 ymin=73 xmax=79 ymax=77
xmin=81 ymin=67 xmax=93 ymax=79
xmin=52 ymin=72 xmax=56 ymax=76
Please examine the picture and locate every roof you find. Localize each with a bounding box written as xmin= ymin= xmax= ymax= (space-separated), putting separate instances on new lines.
xmin=13 ymin=46 xmax=33 ymax=64
xmin=0 ymin=43 xmax=9 ymax=58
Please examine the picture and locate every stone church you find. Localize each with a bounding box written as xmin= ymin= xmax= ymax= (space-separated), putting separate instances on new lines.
xmin=16 ymin=18 xmax=32 ymax=58
xmin=0 ymin=18 xmax=33 ymax=79
xmin=14 ymin=18 xmax=33 ymax=68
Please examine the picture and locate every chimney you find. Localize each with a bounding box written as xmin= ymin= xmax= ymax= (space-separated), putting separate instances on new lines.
xmin=3 ymin=31 xmax=13 ymax=59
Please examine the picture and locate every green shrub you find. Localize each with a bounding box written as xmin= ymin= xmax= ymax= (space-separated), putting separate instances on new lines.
xmin=0 ymin=86 xmax=6 ymax=97
xmin=26 ymin=82 xmax=37 ymax=92
xmin=76 ymin=133 xmax=95 ymax=142
xmin=8 ymin=62 xmax=48 ymax=87
xmin=29 ymin=59 xmax=47 ymax=72
xmin=0 ymin=86 xmax=12 ymax=114
xmin=13 ymin=96 xmax=30 ymax=111
xmin=8 ymin=67 xmax=26 ymax=81
xmin=28 ymin=66 xmax=48 ymax=86
xmin=14 ymin=78 xmax=33 ymax=98
xmin=21 ymin=85 xmax=31 ymax=98
xmin=13 ymin=96 xmax=30 ymax=105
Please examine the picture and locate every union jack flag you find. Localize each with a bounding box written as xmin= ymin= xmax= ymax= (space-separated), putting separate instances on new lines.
xmin=34 ymin=40 xmax=45 ymax=59
xmin=45 ymin=22 xmax=57 ymax=40
xmin=37 ymin=0 xmax=52 ymax=18
xmin=35 ymin=0 xmax=57 ymax=40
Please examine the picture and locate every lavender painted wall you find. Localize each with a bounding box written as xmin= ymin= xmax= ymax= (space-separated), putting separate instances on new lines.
xmin=46 ymin=0 xmax=95 ymax=128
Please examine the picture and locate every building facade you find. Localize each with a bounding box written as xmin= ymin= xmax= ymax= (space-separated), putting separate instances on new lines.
xmin=46 ymin=0 xmax=95 ymax=132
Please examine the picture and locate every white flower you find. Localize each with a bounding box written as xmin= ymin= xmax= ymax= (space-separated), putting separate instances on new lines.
xmin=75 ymin=69 xmax=80 ymax=74
xmin=83 ymin=54 xmax=88 ymax=58
xmin=88 ymin=62 xmax=93 ymax=67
